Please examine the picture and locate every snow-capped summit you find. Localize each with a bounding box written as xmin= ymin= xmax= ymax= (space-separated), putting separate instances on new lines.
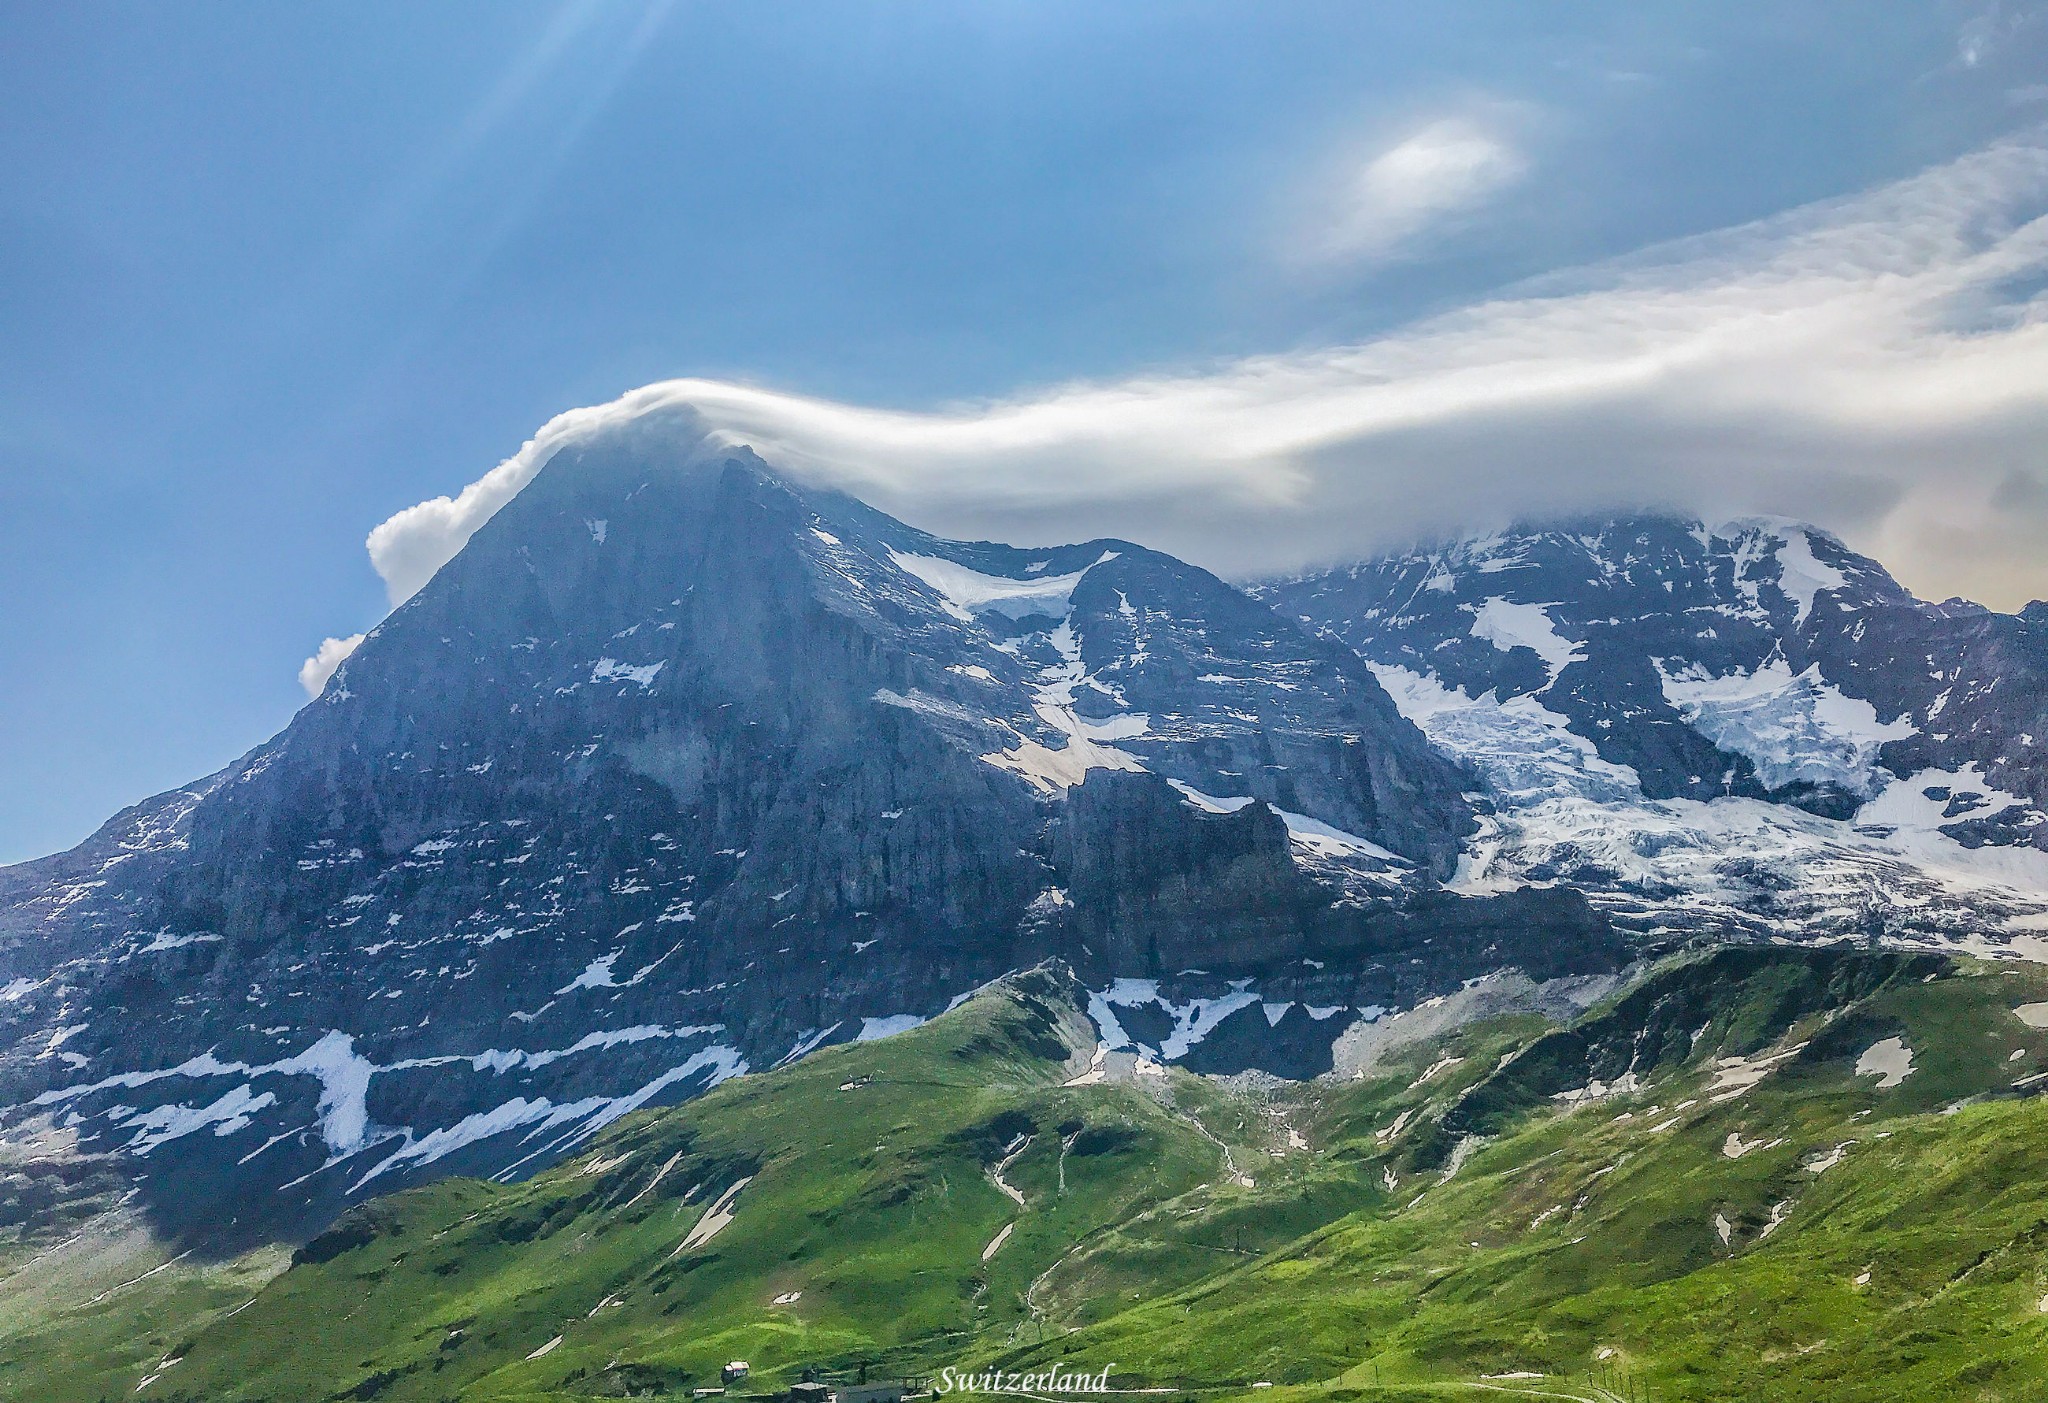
xmin=1261 ymin=514 xmax=2048 ymax=941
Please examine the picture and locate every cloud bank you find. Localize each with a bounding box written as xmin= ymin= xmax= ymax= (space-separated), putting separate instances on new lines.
xmin=362 ymin=131 xmax=2048 ymax=620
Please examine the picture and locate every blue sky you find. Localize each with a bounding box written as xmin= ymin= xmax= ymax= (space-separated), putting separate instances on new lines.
xmin=4 ymin=2 xmax=2047 ymax=863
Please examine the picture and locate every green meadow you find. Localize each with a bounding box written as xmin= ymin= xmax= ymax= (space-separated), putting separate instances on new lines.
xmin=10 ymin=949 xmax=2048 ymax=1403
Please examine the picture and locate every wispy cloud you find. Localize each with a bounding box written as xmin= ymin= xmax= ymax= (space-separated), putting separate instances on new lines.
xmin=1299 ymin=116 xmax=1529 ymax=266
xmin=361 ymin=130 xmax=2048 ymax=617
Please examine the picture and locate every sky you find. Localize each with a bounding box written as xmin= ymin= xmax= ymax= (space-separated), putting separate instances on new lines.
xmin=4 ymin=2 xmax=2047 ymax=864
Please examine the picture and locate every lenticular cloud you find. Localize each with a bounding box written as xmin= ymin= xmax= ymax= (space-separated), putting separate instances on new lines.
xmin=362 ymin=131 xmax=2048 ymax=614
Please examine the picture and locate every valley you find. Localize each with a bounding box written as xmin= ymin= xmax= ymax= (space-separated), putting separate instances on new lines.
xmin=9 ymin=951 xmax=2048 ymax=1401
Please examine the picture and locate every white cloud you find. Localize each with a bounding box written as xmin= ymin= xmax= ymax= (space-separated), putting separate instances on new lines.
xmin=362 ymin=130 xmax=2048 ymax=611
xmin=1959 ymin=5 xmax=2007 ymax=68
xmin=299 ymin=634 xmax=365 ymax=699
xmin=1303 ymin=116 xmax=1529 ymax=266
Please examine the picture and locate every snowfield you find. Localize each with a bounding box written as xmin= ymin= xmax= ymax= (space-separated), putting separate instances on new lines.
xmin=1374 ymin=655 xmax=2048 ymax=943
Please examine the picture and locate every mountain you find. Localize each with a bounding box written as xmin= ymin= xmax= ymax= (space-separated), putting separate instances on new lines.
xmin=1259 ymin=516 xmax=2048 ymax=943
xmin=13 ymin=947 xmax=2048 ymax=1403
xmin=0 ymin=425 xmax=1615 ymax=1249
xmin=12 ymin=447 xmax=2048 ymax=1402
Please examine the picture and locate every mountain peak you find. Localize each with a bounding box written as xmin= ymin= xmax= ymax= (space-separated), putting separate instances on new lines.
xmin=1265 ymin=516 xmax=2048 ymax=943
xmin=0 ymin=441 xmax=1512 ymax=1245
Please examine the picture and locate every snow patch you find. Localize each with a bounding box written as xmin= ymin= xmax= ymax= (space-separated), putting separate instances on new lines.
xmin=1553 ymin=1073 xmax=1639 ymax=1108
xmin=1466 ymin=596 xmax=1583 ymax=686
xmin=1855 ymin=1037 xmax=1915 ymax=1088
xmin=1802 ymin=1142 xmax=1852 ymax=1174
xmin=1721 ymin=1131 xmax=1773 ymax=1159
xmin=1167 ymin=781 xmax=1256 ymax=814
xmin=1854 ymin=765 xmax=2048 ymax=894
xmin=1657 ymin=658 xmax=1914 ymax=795
xmin=280 ymin=1032 xmax=384 ymax=1156
xmin=355 ymin=1044 xmax=746 ymax=1188
xmin=678 ymin=1175 xmax=752 ymax=1252
xmin=887 ymin=550 xmax=1112 ymax=623
xmin=1707 ymin=1044 xmax=1807 ymax=1102
xmin=1087 ymin=978 xmax=1261 ymax=1061
xmin=1167 ymin=781 xmax=1401 ymax=863
xmin=780 ymin=1025 xmax=842 ymax=1065
xmin=121 ymin=1085 xmax=277 ymax=1154
xmin=856 ymin=1014 xmax=926 ymax=1042
xmin=41 ymin=1025 xmax=739 ymax=1179
xmin=133 ymin=932 xmax=223 ymax=955
xmin=981 ymin=620 xmax=1149 ymax=793
xmin=1276 ymin=809 xmax=1400 ymax=862
xmin=591 ymin=658 xmax=663 ymax=689
xmin=557 ymin=952 xmax=621 ymax=994
xmin=1773 ymin=528 xmax=1848 ymax=625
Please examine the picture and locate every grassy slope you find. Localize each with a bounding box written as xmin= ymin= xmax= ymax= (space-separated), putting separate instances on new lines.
xmin=24 ymin=967 xmax=1234 ymax=1403
xmin=13 ymin=951 xmax=2048 ymax=1402
xmin=0 ymin=1225 xmax=288 ymax=1403
xmin=991 ymin=952 xmax=2048 ymax=1402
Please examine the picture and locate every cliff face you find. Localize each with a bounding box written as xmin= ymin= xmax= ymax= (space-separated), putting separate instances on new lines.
xmin=1266 ymin=516 xmax=2048 ymax=825
xmin=1261 ymin=516 xmax=2048 ymax=942
xmin=0 ymin=429 xmax=1542 ymax=1248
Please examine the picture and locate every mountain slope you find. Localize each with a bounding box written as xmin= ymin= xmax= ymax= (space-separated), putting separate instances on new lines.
xmin=1261 ymin=515 xmax=2048 ymax=942
xmin=14 ymin=947 xmax=2048 ymax=1403
xmin=0 ymin=426 xmax=1596 ymax=1250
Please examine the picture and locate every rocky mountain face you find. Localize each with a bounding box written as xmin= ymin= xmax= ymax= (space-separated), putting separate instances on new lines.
xmin=1260 ymin=516 xmax=2048 ymax=943
xmin=0 ymin=428 xmax=1618 ymax=1249
xmin=14 ymin=453 xmax=2047 ymax=1259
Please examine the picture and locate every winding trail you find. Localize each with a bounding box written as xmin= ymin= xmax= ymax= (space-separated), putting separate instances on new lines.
xmin=1461 ymin=1384 xmax=1602 ymax=1402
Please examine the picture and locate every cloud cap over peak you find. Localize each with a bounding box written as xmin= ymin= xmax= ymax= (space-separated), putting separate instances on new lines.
xmin=364 ymin=131 xmax=2048 ymax=613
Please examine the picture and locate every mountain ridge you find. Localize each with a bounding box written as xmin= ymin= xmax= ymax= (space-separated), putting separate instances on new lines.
xmin=6 ymin=437 xmax=2048 ymax=1260
xmin=0 ymin=429 xmax=1603 ymax=1250
xmin=13 ymin=942 xmax=2048 ymax=1403
xmin=1259 ymin=511 xmax=2048 ymax=942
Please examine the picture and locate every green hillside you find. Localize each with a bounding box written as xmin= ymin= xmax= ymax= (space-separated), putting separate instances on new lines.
xmin=11 ymin=949 xmax=2048 ymax=1403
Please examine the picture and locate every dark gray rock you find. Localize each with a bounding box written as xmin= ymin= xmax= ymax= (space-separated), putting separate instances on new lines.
xmin=1263 ymin=514 xmax=2048 ymax=839
xmin=0 ymin=426 xmax=1570 ymax=1251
